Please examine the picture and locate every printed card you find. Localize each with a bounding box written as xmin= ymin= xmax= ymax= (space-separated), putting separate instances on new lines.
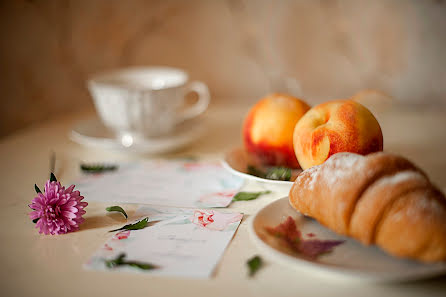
xmin=85 ymin=205 xmax=243 ymax=278
xmin=76 ymin=160 xmax=244 ymax=208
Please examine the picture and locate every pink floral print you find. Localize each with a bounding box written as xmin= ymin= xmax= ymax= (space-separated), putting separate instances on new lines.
xmin=113 ymin=230 xmax=131 ymax=240
xmin=191 ymin=209 xmax=243 ymax=231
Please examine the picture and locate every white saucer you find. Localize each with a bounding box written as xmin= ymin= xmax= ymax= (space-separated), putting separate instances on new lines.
xmin=221 ymin=147 xmax=300 ymax=192
xmin=70 ymin=117 xmax=206 ymax=154
xmin=249 ymin=197 xmax=446 ymax=282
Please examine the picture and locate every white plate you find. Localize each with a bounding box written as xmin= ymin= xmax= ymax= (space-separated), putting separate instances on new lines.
xmin=221 ymin=147 xmax=299 ymax=192
xmin=70 ymin=117 xmax=206 ymax=154
xmin=249 ymin=197 xmax=446 ymax=282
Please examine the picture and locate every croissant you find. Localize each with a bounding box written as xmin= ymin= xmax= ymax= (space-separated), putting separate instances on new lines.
xmin=289 ymin=152 xmax=446 ymax=262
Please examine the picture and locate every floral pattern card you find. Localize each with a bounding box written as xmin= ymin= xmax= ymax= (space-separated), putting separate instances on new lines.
xmin=76 ymin=160 xmax=244 ymax=208
xmin=85 ymin=205 xmax=243 ymax=278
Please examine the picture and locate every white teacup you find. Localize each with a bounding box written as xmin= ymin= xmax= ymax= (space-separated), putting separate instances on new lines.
xmin=88 ymin=66 xmax=210 ymax=142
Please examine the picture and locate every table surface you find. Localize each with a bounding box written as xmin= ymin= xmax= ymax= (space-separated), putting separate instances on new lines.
xmin=1 ymin=102 xmax=446 ymax=297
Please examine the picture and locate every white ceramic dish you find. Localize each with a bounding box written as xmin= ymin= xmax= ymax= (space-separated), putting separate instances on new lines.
xmin=221 ymin=147 xmax=299 ymax=192
xmin=70 ymin=117 xmax=206 ymax=154
xmin=249 ymin=197 xmax=446 ymax=282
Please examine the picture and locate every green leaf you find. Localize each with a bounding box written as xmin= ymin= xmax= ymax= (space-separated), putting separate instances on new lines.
xmin=109 ymin=217 xmax=149 ymax=232
xmin=127 ymin=262 xmax=157 ymax=270
xmin=247 ymin=165 xmax=292 ymax=181
xmin=232 ymin=191 xmax=271 ymax=201
xmin=247 ymin=255 xmax=263 ymax=277
xmin=50 ymin=172 xmax=57 ymax=182
xmin=106 ymin=206 xmax=128 ymax=219
xmin=105 ymin=253 xmax=157 ymax=270
xmin=34 ymin=184 xmax=42 ymax=194
xmin=265 ymin=167 xmax=292 ymax=181
xmin=105 ymin=253 xmax=125 ymax=268
xmin=80 ymin=163 xmax=118 ymax=173
xmin=247 ymin=165 xmax=266 ymax=178
xmin=32 ymin=218 xmax=39 ymax=224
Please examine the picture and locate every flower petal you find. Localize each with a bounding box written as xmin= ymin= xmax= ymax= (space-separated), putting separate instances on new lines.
xmin=62 ymin=211 xmax=77 ymax=219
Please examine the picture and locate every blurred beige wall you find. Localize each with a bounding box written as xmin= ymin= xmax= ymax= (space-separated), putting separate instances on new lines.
xmin=1 ymin=0 xmax=445 ymax=137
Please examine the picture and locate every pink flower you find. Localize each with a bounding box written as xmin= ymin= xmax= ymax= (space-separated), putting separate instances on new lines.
xmin=191 ymin=209 xmax=243 ymax=231
xmin=29 ymin=180 xmax=88 ymax=235
xmin=103 ymin=244 xmax=113 ymax=251
xmin=113 ymin=230 xmax=130 ymax=240
xmin=191 ymin=210 xmax=215 ymax=227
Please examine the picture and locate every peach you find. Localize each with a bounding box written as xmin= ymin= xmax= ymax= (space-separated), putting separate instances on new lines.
xmin=242 ymin=93 xmax=311 ymax=168
xmin=293 ymin=99 xmax=383 ymax=170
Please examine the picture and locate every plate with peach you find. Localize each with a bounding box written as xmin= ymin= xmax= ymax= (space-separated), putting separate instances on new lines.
xmin=223 ymin=94 xmax=309 ymax=191
xmin=222 ymin=147 xmax=301 ymax=192
xmin=224 ymin=93 xmax=385 ymax=192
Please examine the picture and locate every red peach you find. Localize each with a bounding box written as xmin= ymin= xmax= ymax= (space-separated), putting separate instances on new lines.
xmin=293 ymin=99 xmax=383 ymax=170
xmin=243 ymin=93 xmax=311 ymax=169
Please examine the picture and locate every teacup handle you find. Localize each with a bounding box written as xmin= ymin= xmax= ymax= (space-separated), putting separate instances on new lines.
xmin=178 ymin=81 xmax=210 ymax=122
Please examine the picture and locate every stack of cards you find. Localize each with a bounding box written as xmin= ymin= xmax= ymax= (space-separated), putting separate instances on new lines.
xmin=79 ymin=160 xmax=245 ymax=278
xmin=77 ymin=160 xmax=244 ymax=208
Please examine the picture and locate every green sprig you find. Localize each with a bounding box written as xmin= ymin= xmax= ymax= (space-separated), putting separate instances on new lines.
xmin=50 ymin=172 xmax=57 ymax=182
xmin=109 ymin=217 xmax=149 ymax=232
xmin=247 ymin=165 xmax=292 ymax=181
xmin=106 ymin=206 xmax=128 ymax=219
xmin=232 ymin=191 xmax=271 ymax=201
xmin=247 ymin=165 xmax=266 ymax=178
xmin=247 ymin=255 xmax=263 ymax=277
xmin=105 ymin=253 xmax=157 ymax=270
xmin=81 ymin=163 xmax=118 ymax=174
xmin=265 ymin=167 xmax=292 ymax=181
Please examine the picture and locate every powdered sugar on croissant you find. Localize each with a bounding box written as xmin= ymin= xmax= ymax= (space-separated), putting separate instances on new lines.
xmin=289 ymin=152 xmax=446 ymax=262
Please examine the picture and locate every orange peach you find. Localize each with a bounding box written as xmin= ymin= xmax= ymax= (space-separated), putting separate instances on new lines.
xmin=293 ymin=99 xmax=383 ymax=170
xmin=243 ymin=93 xmax=311 ymax=168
